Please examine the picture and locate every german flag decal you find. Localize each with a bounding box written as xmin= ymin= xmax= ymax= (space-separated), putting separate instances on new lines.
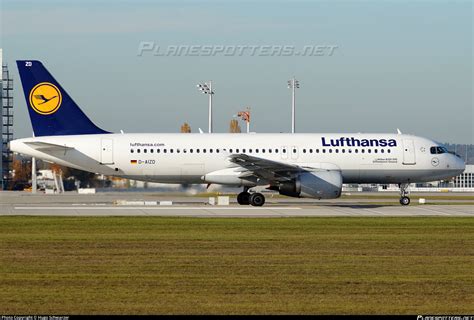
xmin=130 ymin=160 xmax=137 ymax=164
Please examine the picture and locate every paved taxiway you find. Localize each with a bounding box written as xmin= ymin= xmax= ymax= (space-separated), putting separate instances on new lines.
xmin=1 ymin=191 xmax=472 ymax=217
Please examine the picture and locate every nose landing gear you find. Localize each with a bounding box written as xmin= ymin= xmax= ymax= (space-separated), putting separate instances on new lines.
xmin=399 ymin=183 xmax=411 ymax=206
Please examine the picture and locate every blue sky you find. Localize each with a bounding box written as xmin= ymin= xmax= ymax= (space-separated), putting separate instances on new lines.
xmin=2 ymin=0 xmax=472 ymax=143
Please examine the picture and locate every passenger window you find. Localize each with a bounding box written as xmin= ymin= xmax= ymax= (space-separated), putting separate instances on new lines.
xmin=322 ymin=149 xmax=326 ymax=153
xmin=348 ymin=149 xmax=352 ymax=153
xmin=387 ymin=149 xmax=391 ymax=153
xmin=131 ymin=149 xmax=134 ymax=153
xmin=163 ymin=149 xmax=167 ymax=153
xmin=361 ymin=149 xmax=365 ymax=153
xmin=150 ymin=149 xmax=154 ymax=153
xmin=177 ymin=149 xmax=180 ymax=153
xmin=243 ymin=149 xmax=246 ymax=153
xmin=196 ymin=149 xmax=200 ymax=153
xmin=262 ymin=149 xmax=265 ymax=153
xmin=210 ymin=149 xmax=213 ymax=153
xmin=203 ymin=149 xmax=207 ymax=153
xmin=236 ymin=149 xmax=239 ymax=153
xmin=309 ymin=149 xmax=313 ymax=153
xmin=342 ymin=149 xmax=345 ymax=153
xmin=256 ymin=149 xmax=259 ymax=153
xmin=268 ymin=149 xmax=272 ymax=154
xmin=157 ymin=149 xmax=161 ymax=153
xmin=293 ymin=149 xmax=297 ymax=153
xmin=250 ymin=149 xmax=253 ymax=153
xmin=355 ymin=149 xmax=358 ymax=153
xmin=329 ymin=149 xmax=333 ymax=153
xmin=137 ymin=149 xmax=141 ymax=153
xmin=303 ymin=149 xmax=306 ymax=153
xmin=316 ymin=149 xmax=319 ymax=153
xmin=374 ymin=149 xmax=377 ymax=153
xmin=381 ymin=149 xmax=384 ymax=153
xmin=275 ymin=149 xmax=279 ymax=153
xmin=367 ymin=149 xmax=371 ymax=153
xmin=335 ymin=149 xmax=339 ymax=153
xmin=170 ymin=149 xmax=174 ymax=153
xmin=190 ymin=149 xmax=193 ymax=153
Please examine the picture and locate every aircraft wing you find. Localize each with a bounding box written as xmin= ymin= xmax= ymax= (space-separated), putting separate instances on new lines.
xmin=228 ymin=154 xmax=305 ymax=182
xmin=24 ymin=141 xmax=74 ymax=152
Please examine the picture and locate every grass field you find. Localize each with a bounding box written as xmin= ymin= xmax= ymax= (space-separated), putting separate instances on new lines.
xmin=1 ymin=217 xmax=473 ymax=314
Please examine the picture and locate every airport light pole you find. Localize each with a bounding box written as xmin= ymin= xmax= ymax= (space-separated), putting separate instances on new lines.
xmin=196 ymin=81 xmax=214 ymax=133
xmin=32 ymin=157 xmax=37 ymax=194
xmin=287 ymin=77 xmax=299 ymax=133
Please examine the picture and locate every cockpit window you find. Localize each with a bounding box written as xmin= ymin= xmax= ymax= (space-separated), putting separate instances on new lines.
xmin=430 ymin=146 xmax=448 ymax=154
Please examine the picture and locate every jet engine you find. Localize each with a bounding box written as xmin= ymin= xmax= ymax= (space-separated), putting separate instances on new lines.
xmin=272 ymin=170 xmax=342 ymax=199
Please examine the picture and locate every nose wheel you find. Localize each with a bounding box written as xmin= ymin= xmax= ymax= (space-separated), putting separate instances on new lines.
xmin=399 ymin=196 xmax=410 ymax=206
xmin=399 ymin=183 xmax=411 ymax=206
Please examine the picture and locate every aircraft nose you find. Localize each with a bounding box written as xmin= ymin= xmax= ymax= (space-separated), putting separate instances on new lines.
xmin=457 ymin=156 xmax=466 ymax=171
xmin=451 ymin=154 xmax=466 ymax=175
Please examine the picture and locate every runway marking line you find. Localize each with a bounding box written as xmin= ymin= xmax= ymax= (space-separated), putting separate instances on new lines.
xmin=414 ymin=206 xmax=452 ymax=216
xmin=14 ymin=206 xmax=302 ymax=211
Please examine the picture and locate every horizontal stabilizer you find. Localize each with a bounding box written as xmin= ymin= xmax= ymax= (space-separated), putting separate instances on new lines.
xmin=24 ymin=141 xmax=74 ymax=151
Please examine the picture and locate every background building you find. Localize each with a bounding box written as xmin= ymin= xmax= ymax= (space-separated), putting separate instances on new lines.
xmin=1 ymin=48 xmax=14 ymax=190
xmin=451 ymin=164 xmax=474 ymax=189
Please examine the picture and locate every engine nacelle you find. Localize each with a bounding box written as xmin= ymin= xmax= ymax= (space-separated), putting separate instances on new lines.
xmin=202 ymin=168 xmax=263 ymax=187
xmin=276 ymin=170 xmax=342 ymax=199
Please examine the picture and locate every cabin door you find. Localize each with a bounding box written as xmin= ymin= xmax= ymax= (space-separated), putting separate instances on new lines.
xmin=402 ymin=139 xmax=416 ymax=165
xmin=100 ymin=138 xmax=114 ymax=164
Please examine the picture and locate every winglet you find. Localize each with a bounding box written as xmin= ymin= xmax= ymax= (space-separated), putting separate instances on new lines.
xmin=397 ymin=128 xmax=402 ymax=134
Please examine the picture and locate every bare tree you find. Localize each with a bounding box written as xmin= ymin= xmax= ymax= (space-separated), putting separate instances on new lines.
xmin=12 ymin=157 xmax=31 ymax=186
xmin=180 ymin=122 xmax=192 ymax=133
xmin=229 ymin=119 xmax=241 ymax=133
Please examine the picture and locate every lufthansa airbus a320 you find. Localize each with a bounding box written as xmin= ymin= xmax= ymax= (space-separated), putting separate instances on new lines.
xmin=10 ymin=60 xmax=465 ymax=206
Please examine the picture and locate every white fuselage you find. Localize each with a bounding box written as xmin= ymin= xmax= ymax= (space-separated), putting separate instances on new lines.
xmin=10 ymin=133 xmax=465 ymax=188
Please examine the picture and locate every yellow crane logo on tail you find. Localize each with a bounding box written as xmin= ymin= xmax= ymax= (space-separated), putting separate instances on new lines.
xmin=29 ymin=82 xmax=62 ymax=115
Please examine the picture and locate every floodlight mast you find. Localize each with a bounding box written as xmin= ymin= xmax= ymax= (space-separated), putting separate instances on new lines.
xmin=288 ymin=77 xmax=299 ymax=133
xmin=196 ymin=81 xmax=214 ymax=133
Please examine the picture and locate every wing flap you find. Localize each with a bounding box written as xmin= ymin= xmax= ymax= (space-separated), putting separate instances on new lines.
xmin=228 ymin=154 xmax=303 ymax=182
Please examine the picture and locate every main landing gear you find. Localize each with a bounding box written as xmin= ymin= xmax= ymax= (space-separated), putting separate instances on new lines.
xmin=237 ymin=188 xmax=265 ymax=207
xmin=399 ymin=183 xmax=411 ymax=206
